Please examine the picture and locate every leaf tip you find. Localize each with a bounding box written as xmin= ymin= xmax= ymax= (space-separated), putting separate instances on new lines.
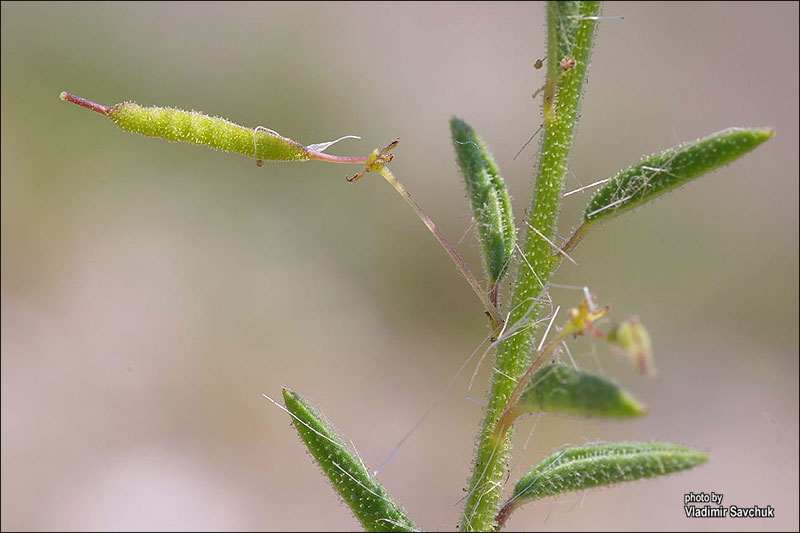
xmin=449 ymin=115 xmax=468 ymax=133
xmin=619 ymin=389 xmax=649 ymax=417
xmin=756 ymin=127 xmax=774 ymax=140
xmin=281 ymin=386 xmax=298 ymax=405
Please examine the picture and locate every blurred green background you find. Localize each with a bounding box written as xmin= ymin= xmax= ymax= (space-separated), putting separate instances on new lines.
xmin=2 ymin=2 xmax=797 ymax=531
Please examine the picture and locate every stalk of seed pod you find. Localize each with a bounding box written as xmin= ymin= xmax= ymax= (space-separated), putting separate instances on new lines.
xmin=449 ymin=117 xmax=515 ymax=302
xmin=59 ymin=92 xmax=367 ymax=165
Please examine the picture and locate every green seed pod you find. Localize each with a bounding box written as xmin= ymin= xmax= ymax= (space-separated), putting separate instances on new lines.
xmin=60 ymin=92 xmax=366 ymax=165
xmin=450 ymin=117 xmax=515 ymax=286
xmin=584 ymin=127 xmax=773 ymax=223
xmin=498 ymin=442 xmax=709 ymax=527
xmin=108 ymin=102 xmax=308 ymax=161
xmin=281 ymin=388 xmax=418 ymax=533
xmin=508 ymin=363 xmax=647 ymax=422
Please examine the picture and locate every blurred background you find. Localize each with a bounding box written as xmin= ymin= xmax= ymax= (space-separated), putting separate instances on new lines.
xmin=2 ymin=2 xmax=797 ymax=531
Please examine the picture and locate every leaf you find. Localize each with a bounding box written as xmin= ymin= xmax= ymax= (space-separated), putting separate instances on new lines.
xmin=508 ymin=363 xmax=647 ymax=421
xmin=281 ymin=388 xmax=418 ymax=532
xmin=450 ymin=117 xmax=516 ymax=285
xmin=584 ymin=127 xmax=773 ymax=223
xmin=497 ymin=442 xmax=709 ymax=528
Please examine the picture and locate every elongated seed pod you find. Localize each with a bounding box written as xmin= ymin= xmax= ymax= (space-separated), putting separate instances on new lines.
xmin=507 ymin=363 xmax=647 ymax=422
xmin=498 ymin=442 xmax=709 ymax=527
xmin=450 ymin=117 xmax=516 ymax=286
xmin=282 ymin=388 xmax=418 ymax=533
xmin=60 ymin=92 xmax=367 ymax=165
xmin=584 ymin=127 xmax=773 ymax=223
xmin=110 ymin=101 xmax=308 ymax=161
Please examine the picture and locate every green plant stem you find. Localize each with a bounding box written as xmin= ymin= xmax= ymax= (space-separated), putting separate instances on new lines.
xmin=492 ymin=329 xmax=567 ymax=443
xmin=377 ymin=166 xmax=504 ymax=330
xmin=459 ymin=3 xmax=601 ymax=531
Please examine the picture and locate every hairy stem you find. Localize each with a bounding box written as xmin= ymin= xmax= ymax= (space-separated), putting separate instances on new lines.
xmin=460 ymin=3 xmax=601 ymax=531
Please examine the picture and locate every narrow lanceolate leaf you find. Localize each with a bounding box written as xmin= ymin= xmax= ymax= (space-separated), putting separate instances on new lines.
xmin=506 ymin=364 xmax=646 ymax=422
xmin=60 ymin=92 xmax=366 ymax=165
xmin=450 ymin=117 xmax=515 ymax=286
xmin=584 ymin=127 xmax=773 ymax=223
xmin=497 ymin=442 xmax=709 ymax=528
xmin=281 ymin=388 xmax=418 ymax=532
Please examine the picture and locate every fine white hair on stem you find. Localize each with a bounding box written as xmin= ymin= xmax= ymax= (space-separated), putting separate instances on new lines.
xmin=468 ymin=302 xmax=550 ymax=400
xmin=458 ymin=434 xmax=503 ymax=511
xmin=467 ymin=310 xmax=513 ymax=393
xmin=375 ymin=518 xmax=421 ymax=533
xmin=526 ymin=223 xmax=578 ymax=266
xmin=565 ymin=167 xmax=585 ymax=189
xmin=537 ymin=306 xmax=561 ymax=352
xmin=561 ymin=339 xmax=578 ymax=369
xmin=457 ymin=216 xmax=479 ymax=245
xmin=470 ymin=481 xmax=503 ymax=525
xmin=549 ymin=282 xmax=588 ymax=291
xmin=466 ymin=293 xmax=553 ymax=396
xmin=513 ymin=124 xmax=543 ymax=160
xmin=573 ymin=14 xmax=624 ymax=20
xmin=349 ymin=437 xmax=369 ymax=476
xmin=493 ymin=367 xmax=519 ymax=384
xmin=331 ymin=461 xmax=396 ymax=508
xmin=563 ymin=177 xmax=610 ymax=197
xmin=515 ymin=242 xmax=548 ymax=290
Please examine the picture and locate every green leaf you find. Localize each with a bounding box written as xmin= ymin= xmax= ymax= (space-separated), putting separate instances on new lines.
xmin=450 ymin=117 xmax=516 ymax=286
xmin=584 ymin=127 xmax=773 ymax=223
xmin=497 ymin=442 xmax=709 ymax=528
xmin=509 ymin=364 xmax=647 ymax=421
xmin=281 ymin=388 xmax=418 ymax=532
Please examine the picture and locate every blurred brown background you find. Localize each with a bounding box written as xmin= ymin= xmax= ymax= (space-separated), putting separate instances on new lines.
xmin=2 ymin=2 xmax=797 ymax=531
